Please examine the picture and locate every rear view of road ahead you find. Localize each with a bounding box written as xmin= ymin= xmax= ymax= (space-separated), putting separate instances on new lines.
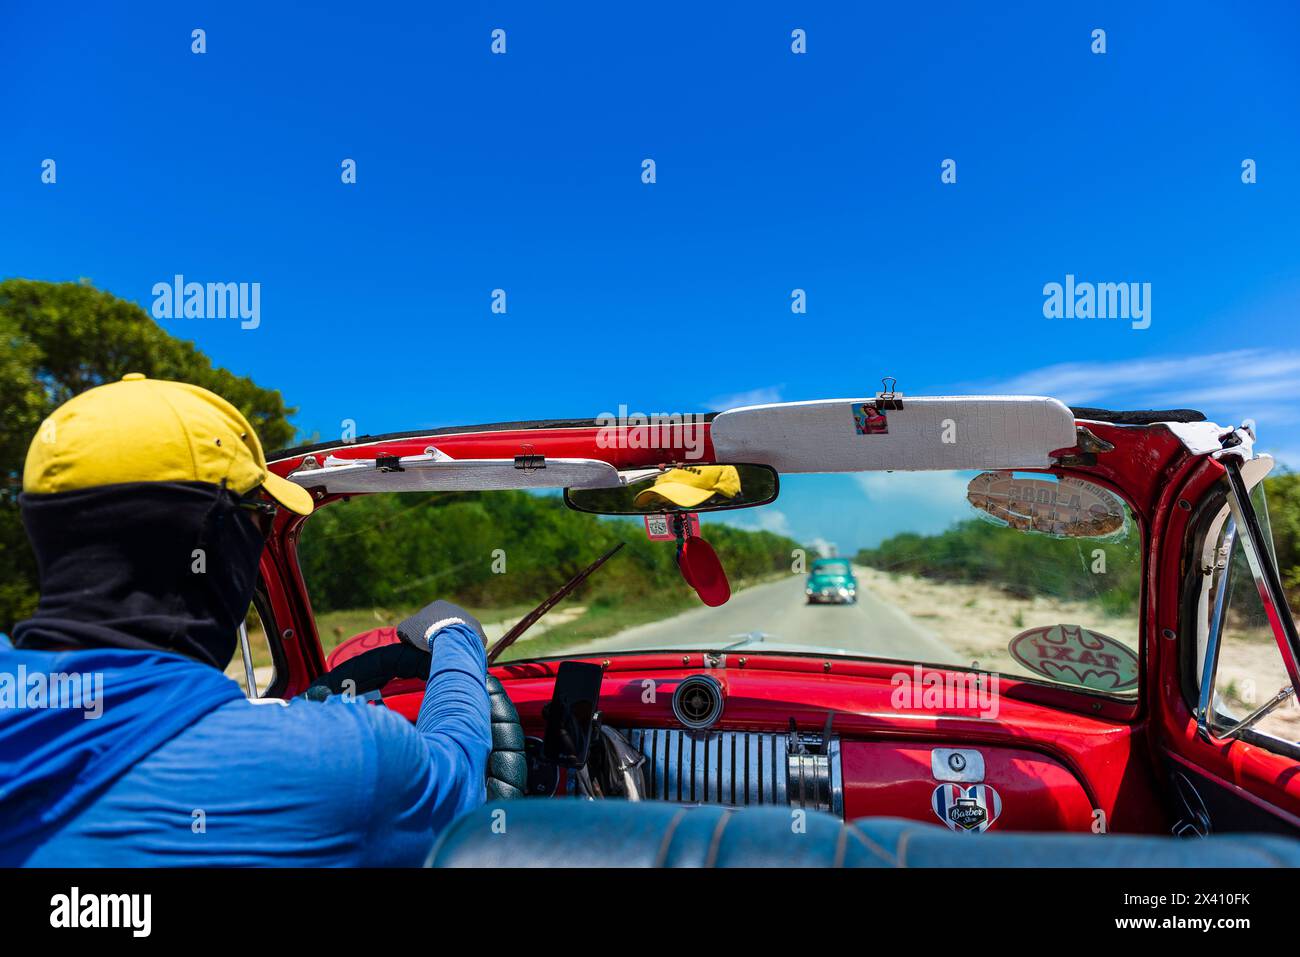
xmin=564 ymin=567 xmax=964 ymax=665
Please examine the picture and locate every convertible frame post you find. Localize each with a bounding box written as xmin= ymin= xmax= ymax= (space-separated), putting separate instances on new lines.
xmin=1196 ymin=458 xmax=1300 ymax=740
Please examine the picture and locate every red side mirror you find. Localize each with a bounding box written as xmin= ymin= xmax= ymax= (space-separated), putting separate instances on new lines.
xmin=678 ymin=535 xmax=731 ymax=607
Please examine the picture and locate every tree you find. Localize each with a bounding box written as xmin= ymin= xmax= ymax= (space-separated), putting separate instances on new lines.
xmin=0 ymin=279 xmax=297 ymax=632
xmin=1264 ymin=472 xmax=1300 ymax=600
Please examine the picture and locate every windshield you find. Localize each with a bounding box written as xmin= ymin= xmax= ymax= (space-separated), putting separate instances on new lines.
xmin=296 ymin=470 xmax=1143 ymax=698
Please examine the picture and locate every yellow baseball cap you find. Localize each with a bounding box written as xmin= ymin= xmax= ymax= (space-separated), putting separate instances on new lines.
xmin=22 ymin=373 xmax=314 ymax=515
xmin=633 ymin=465 xmax=742 ymax=510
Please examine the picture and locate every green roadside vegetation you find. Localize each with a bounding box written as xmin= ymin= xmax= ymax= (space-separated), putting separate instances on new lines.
xmin=855 ymin=472 xmax=1300 ymax=616
xmin=855 ymin=513 xmax=1144 ymax=614
xmin=1269 ymin=473 xmax=1300 ymax=602
xmin=295 ymin=489 xmax=802 ymax=661
xmin=494 ymin=592 xmax=695 ymax=662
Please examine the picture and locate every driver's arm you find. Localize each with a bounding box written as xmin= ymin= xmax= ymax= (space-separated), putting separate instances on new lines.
xmin=413 ymin=620 xmax=492 ymax=821
xmin=356 ymin=614 xmax=491 ymax=865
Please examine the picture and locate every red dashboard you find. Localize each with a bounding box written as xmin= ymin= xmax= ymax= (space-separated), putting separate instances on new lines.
xmin=365 ymin=646 xmax=1168 ymax=834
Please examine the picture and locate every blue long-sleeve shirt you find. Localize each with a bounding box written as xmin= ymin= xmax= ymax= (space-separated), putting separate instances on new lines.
xmin=0 ymin=625 xmax=491 ymax=866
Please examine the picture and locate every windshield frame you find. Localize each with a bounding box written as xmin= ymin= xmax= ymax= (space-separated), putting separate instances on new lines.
xmin=541 ymin=464 xmax=1150 ymax=706
xmin=282 ymin=464 xmax=1151 ymax=712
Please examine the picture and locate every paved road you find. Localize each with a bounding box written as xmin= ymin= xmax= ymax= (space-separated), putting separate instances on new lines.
xmin=565 ymin=566 xmax=963 ymax=664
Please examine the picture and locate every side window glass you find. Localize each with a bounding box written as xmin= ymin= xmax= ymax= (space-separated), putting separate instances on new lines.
xmin=1206 ymin=478 xmax=1300 ymax=748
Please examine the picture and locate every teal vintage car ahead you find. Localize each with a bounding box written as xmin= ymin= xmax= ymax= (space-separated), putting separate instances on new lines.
xmin=805 ymin=557 xmax=857 ymax=604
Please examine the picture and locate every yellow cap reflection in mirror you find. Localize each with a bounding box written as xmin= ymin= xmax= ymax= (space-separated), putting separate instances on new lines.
xmin=632 ymin=465 xmax=742 ymax=510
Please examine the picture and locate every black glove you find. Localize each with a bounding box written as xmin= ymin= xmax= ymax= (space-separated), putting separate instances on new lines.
xmin=396 ymin=599 xmax=487 ymax=651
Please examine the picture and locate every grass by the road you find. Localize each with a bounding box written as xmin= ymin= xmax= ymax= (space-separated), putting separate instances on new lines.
xmin=495 ymin=570 xmax=790 ymax=661
xmin=494 ymin=592 xmax=698 ymax=662
xmin=240 ymin=601 xmax=533 ymax=672
xmin=312 ymin=603 xmax=527 ymax=656
xmin=238 ymin=572 xmax=790 ymax=677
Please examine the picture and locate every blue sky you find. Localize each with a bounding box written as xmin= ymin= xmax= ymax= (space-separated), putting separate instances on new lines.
xmin=3 ymin=1 xmax=1299 ymax=550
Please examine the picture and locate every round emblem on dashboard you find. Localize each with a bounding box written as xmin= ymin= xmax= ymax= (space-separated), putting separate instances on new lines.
xmin=672 ymin=675 xmax=724 ymax=730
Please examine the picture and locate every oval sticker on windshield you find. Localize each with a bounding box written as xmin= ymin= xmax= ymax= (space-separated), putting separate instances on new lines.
xmin=966 ymin=472 xmax=1125 ymax=538
xmin=1008 ymin=624 xmax=1138 ymax=692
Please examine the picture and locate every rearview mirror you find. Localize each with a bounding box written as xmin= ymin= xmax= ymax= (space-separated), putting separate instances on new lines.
xmin=563 ymin=463 xmax=779 ymax=515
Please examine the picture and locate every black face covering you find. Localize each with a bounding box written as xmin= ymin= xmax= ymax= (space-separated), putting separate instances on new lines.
xmin=12 ymin=482 xmax=267 ymax=670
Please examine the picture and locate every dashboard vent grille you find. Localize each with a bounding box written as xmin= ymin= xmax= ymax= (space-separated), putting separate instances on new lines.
xmin=571 ymin=728 xmax=842 ymax=817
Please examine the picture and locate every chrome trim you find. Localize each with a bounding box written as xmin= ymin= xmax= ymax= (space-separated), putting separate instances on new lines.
xmin=672 ymin=674 xmax=724 ymax=730
xmin=1197 ymin=460 xmax=1300 ymax=742
xmin=787 ymin=751 xmax=827 ymax=809
xmin=1221 ymin=684 xmax=1295 ymax=739
xmin=1198 ymin=520 xmax=1236 ymax=741
xmin=931 ymin=748 xmax=985 ymax=783
xmin=238 ymin=621 xmax=257 ymax=697
xmin=691 ymin=733 xmax=705 ymax=803
xmin=828 ymin=737 xmax=844 ymax=818
xmin=1224 ymin=460 xmax=1300 ymax=697
xmin=720 ymin=728 xmax=735 ymax=804
xmin=581 ymin=728 xmax=841 ymax=816
xmin=284 ymin=453 xmax=321 ymax=480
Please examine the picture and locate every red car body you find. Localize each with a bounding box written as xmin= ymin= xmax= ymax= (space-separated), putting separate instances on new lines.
xmin=254 ymin=411 xmax=1300 ymax=837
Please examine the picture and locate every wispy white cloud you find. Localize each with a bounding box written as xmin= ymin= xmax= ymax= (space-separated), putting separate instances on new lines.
xmin=720 ymin=507 xmax=791 ymax=534
xmin=708 ymin=384 xmax=784 ymax=410
xmin=806 ymin=537 xmax=838 ymax=558
xmin=977 ymin=349 xmax=1300 ymax=467
xmin=713 ymin=508 xmax=837 ymax=556
xmin=1253 ymin=445 xmax=1300 ymax=473
xmin=988 ymin=350 xmax=1300 ymax=416
xmin=854 ymin=472 xmax=971 ymax=534
xmin=753 ymin=509 xmax=792 ymax=536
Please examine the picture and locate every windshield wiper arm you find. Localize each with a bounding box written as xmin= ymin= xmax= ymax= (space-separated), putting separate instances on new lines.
xmin=723 ymin=631 xmax=775 ymax=650
xmin=1220 ymin=685 xmax=1296 ymax=741
xmin=486 ymin=542 xmax=625 ymax=664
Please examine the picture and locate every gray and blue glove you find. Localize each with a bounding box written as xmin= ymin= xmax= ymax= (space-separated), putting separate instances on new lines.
xmin=396 ymin=599 xmax=487 ymax=651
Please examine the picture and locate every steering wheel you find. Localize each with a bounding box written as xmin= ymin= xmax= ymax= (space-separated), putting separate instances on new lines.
xmin=303 ymin=643 xmax=527 ymax=800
